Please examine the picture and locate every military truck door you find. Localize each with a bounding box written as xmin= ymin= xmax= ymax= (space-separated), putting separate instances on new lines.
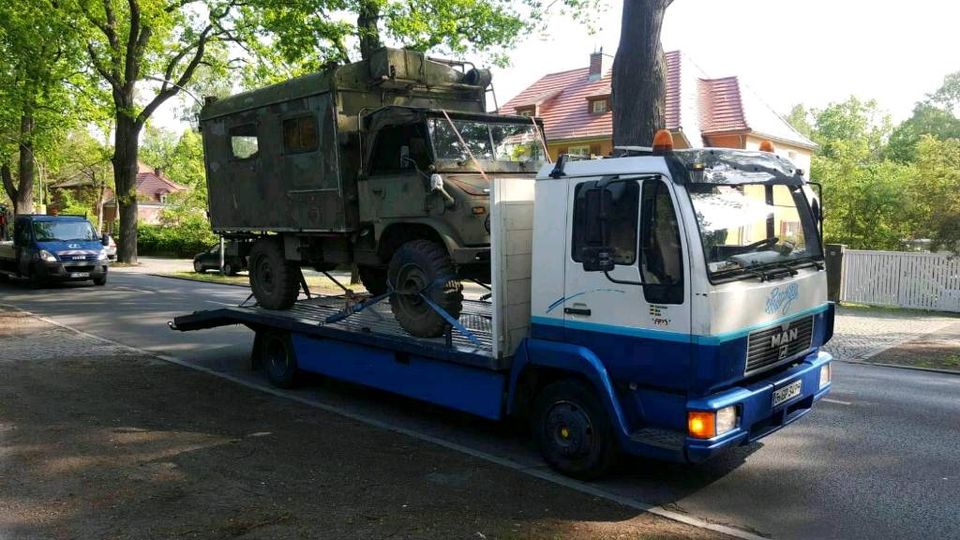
xmin=360 ymin=123 xmax=433 ymax=221
xmin=281 ymin=94 xmax=342 ymax=231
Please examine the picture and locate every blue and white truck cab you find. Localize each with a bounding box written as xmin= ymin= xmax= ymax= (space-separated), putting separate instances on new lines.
xmin=0 ymin=214 xmax=111 ymax=286
xmin=172 ymin=134 xmax=833 ymax=478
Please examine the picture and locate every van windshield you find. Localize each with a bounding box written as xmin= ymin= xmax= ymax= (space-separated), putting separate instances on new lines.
xmin=687 ymin=183 xmax=822 ymax=280
xmin=428 ymin=118 xmax=545 ymax=164
xmin=33 ymin=220 xmax=98 ymax=242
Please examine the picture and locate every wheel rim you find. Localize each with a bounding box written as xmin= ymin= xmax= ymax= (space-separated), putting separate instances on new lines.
xmin=255 ymin=256 xmax=275 ymax=294
xmin=394 ymin=262 xmax=430 ymax=315
xmin=545 ymin=400 xmax=595 ymax=459
xmin=194 ymin=261 xmax=202 ymax=272
xmin=224 ymin=264 xmax=233 ymax=275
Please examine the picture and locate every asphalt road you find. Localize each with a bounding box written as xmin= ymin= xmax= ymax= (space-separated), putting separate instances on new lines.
xmin=2 ymin=271 xmax=958 ymax=539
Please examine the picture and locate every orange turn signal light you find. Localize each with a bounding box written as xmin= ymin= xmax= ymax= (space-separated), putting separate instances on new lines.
xmin=758 ymin=140 xmax=776 ymax=153
xmin=688 ymin=411 xmax=716 ymax=439
xmin=652 ymin=129 xmax=674 ymax=154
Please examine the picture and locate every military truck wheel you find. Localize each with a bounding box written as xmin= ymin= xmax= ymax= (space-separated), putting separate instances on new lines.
xmin=387 ymin=239 xmax=463 ymax=338
xmin=249 ymin=238 xmax=301 ymax=310
xmin=358 ymin=265 xmax=388 ymax=296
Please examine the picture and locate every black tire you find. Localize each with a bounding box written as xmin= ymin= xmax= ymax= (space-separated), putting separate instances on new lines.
xmin=259 ymin=331 xmax=298 ymax=388
xmin=533 ymin=379 xmax=619 ymax=480
xmin=193 ymin=260 xmax=204 ymax=273
xmin=358 ymin=265 xmax=388 ymax=295
xmin=248 ymin=238 xmax=301 ymax=310
xmin=387 ymin=239 xmax=463 ymax=338
xmin=224 ymin=262 xmax=236 ymax=276
xmin=93 ymin=275 xmax=107 ymax=286
xmin=0 ymin=273 xmax=8 ymax=283
xmin=27 ymin=264 xmax=45 ymax=289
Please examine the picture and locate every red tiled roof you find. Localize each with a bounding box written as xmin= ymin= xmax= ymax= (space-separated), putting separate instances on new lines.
xmin=499 ymin=50 xmax=815 ymax=150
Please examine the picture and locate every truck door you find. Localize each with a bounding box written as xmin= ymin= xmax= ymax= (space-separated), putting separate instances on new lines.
xmin=562 ymin=175 xmax=692 ymax=385
xmin=360 ymin=123 xmax=432 ymax=221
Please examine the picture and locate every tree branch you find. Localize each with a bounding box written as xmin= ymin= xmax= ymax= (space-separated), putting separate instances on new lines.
xmin=137 ymin=25 xmax=214 ymax=126
xmin=86 ymin=43 xmax=122 ymax=90
xmin=1 ymin=164 xmax=18 ymax=203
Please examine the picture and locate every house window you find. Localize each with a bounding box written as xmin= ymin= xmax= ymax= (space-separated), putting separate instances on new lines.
xmin=571 ymin=180 xmax=640 ymax=265
xmin=229 ymin=124 xmax=259 ymax=160
xmin=283 ymin=115 xmax=319 ymax=154
xmin=589 ymin=98 xmax=609 ymax=114
xmin=515 ymin=106 xmax=535 ymax=117
xmin=159 ymin=193 xmax=168 ymax=204
xmin=567 ymin=145 xmax=590 ymax=157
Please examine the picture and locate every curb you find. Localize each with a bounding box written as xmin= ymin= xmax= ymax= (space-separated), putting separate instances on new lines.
xmin=836 ymin=358 xmax=960 ymax=376
xmin=148 ymin=272 xmax=251 ymax=288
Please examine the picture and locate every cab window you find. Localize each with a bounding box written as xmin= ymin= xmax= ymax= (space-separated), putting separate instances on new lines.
xmin=640 ymin=180 xmax=684 ymax=304
xmin=369 ymin=124 xmax=431 ymax=175
xmin=571 ymin=180 xmax=639 ymax=265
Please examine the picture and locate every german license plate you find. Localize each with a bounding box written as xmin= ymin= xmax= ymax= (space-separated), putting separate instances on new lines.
xmin=772 ymin=380 xmax=802 ymax=407
xmin=70 ymin=272 xmax=90 ymax=278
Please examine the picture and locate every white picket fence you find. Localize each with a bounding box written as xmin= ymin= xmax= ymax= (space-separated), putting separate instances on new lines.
xmin=840 ymin=250 xmax=960 ymax=312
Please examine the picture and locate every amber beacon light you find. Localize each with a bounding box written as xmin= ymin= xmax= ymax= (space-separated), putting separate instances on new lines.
xmin=652 ymin=129 xmax=674 ymax=154
xmin=758 ymin=140 xmax=776 ymax=153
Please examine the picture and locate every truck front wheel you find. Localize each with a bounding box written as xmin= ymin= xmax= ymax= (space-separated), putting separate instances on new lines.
xmin=387 ymin=239 xmax=463 ymax=338
xmin=533 ymin=379 xmax=619 ymax=479
xmin=249 ymin=238 xmax=301 ymax=310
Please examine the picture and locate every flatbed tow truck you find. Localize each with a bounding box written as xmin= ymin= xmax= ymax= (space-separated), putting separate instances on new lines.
xmin=172 ymin=136 xmax=835 ymax=478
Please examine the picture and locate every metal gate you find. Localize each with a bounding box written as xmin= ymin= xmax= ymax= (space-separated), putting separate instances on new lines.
xmin=841 ymin=250 xmax=960 ymax=312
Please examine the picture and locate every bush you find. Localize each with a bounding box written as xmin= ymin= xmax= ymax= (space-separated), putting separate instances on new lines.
xmin=137 ymin=215 xmax=217 ymax=258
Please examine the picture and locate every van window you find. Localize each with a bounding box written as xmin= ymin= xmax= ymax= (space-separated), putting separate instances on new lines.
xmin=640 ymin=180 xmax=684 ymax=304
xmin=229 ymin=125 xmax=259 ymax=160
xmin=283 ymin=115 xmax=318 ymax=154
xmin=571 ymin=180 xmax=639 ymax=265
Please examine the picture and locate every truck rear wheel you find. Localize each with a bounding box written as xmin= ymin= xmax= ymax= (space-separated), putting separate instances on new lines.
xmin=259 ymin=331 xmax=298 ymax=388
xmin=358 ymin=265 xmax=388 ymax=296
xmin=249 ymin=238 xmax=301 ymax=310
xmin=533 ymin=379 xmax=619 ymax=480
xmin=387 ymin=239 xmax=463 ymax=338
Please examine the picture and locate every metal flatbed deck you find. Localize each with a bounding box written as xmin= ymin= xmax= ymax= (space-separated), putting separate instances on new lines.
xmin=171 ymin=294 xmax=507 ymax=370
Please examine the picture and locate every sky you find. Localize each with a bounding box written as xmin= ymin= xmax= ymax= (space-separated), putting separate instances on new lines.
xmin=153 ymin=0 xmax=960 ymax=131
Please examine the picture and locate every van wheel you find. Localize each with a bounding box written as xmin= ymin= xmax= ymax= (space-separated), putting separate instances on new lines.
xmin=259 ymin=331 xmax=298 ymax=388
xmin=358 ymin=265 xmax=388 ymax=296
xmin=533 ymin=379 xmax=619 ymax=480
xmin=387 ymin=239 xmax=463 ymax=338
xmin=249 ymin=238 xmax=301 ymax=310
xmin=93 ymin=275 xmax=107 ymax=286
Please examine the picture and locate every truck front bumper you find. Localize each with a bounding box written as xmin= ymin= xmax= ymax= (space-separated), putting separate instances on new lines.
xmin=38 ymin=261 xmax=108 ymax=281
xmin=683 ymin=350 xmax=832 ymax=463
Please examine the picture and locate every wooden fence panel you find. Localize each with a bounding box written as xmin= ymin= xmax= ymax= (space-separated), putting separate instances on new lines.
xmin=841 ymin=250 xmax=960 ymax=312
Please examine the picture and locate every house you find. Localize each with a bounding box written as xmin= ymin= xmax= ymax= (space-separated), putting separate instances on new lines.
xmin=52 ymin=162 xmax=188 ymax=228
xmin=499 ymin=50 xmax=816 ymax=176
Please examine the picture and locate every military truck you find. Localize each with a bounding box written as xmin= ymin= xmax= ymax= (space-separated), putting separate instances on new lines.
xmin=199 ymin=48 xmax=546 ymax=337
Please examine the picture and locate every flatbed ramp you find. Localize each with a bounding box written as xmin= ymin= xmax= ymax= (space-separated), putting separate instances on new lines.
xmin=171 ymin=295 xmax=506 ymax=370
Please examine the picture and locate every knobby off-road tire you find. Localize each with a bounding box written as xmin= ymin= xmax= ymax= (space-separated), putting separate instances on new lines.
xmin=357 ymin=265 xmax=388 ymax=296
xmin=387 ymin=239 xmax=463 ymax=338
xmin=533 ymin=379 xmax=619 ymax=480
xmin=249 ymin=238 xmax=301 ymax=310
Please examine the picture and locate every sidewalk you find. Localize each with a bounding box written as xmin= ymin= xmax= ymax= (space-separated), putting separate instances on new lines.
xmin=110 ymin=256 xmax=194 ymax=274
xmin=0 ymin=308 xmax=719 ymax=539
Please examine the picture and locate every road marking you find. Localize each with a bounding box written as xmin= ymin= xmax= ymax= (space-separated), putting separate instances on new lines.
xmin=0 ymin=302 xmax=765 ymax=540
xmin=821 ymin=398 xmax=853 ymax=405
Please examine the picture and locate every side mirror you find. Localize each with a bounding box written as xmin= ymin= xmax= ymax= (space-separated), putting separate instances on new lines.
xmin=101 ymin=234 xmax=111 ymax=247
xmin=581 ymin=246 xmax=616 ymax=272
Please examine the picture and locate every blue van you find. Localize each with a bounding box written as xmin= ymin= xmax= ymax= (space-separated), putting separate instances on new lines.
xmin=0 ymin=215 xmax=110 ymax=286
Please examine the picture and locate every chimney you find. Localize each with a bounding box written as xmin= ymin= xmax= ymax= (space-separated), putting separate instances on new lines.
xmin=154 ymin=167 xmax=162 ymax=177
xmin=589 ymin=48 xmax=605 ymax=81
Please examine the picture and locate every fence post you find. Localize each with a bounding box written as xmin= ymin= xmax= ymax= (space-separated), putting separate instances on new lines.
xmin=825 ymin=244 xmax=845 ymax=303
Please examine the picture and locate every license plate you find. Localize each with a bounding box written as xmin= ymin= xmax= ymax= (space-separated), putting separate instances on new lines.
xmin=70 ymin=272 xmax=90 ymax=278
xmin=772 ymin=380 xmax=802 ymax=407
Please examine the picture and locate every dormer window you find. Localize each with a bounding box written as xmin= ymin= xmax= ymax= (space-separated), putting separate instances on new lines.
xmin=515 ymin=106 xmax=536 ymax=117
xmin=588 ymin=97 xmax=609 ymax=114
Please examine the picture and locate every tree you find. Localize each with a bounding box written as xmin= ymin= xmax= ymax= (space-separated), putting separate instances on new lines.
xmin=611 ymin=0 xmax=673 ymax=147
xmin=887 ymin=72 xmax=960 ymax=163
xmin=785 ymin=104 xmax=814 ymax=139
xmin=911 ymin=136 xmax=960 ymax=252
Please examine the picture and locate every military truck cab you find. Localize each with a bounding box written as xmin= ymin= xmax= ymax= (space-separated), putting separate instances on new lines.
xmin=199 ymin=48 xmax=545 ymax=337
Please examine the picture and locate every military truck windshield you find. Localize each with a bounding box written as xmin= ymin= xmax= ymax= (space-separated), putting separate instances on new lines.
xmin=687 ymin=183 xmax=822 ymax=281
xmin=33 ymin=220 xmax=98 ymax=242
xmin=429 ymin=119 xmax=545 ymax=163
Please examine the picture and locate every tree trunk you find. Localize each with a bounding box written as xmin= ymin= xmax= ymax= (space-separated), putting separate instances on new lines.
xmin=612 ymin=0 xmax=672 ymax=147
xmin=0 ymin=113 xmax=36 ymax=216
xmin=357 ymin=0 xmax=381 ymax=60
xmin=113 ymin=114 xmax=142 ymax=264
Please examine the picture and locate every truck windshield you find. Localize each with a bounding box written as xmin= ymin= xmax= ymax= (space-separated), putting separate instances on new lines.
xmin=428 ymin=118 xmax=545 ymax=163
xmin=687 ymin=183 xmax=822 ymax=280
xmin=33 ymin=220 xmax=98 ymax=242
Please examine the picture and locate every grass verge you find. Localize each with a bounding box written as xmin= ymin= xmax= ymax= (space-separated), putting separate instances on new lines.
xmin=160 ymin=271 xmax=369 ymax=296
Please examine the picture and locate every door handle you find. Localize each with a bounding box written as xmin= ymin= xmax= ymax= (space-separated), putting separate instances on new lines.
xmin=564 ymin=307 xmax=592 ymax=316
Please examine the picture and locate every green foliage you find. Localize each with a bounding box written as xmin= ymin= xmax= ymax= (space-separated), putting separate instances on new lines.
xmin=137 ymin=214 xmax=217 ymax=257
xmin=886 ymin=72 xmax=960 ymax=163
xmin=910 ymin=136 xmax=960 ymax=252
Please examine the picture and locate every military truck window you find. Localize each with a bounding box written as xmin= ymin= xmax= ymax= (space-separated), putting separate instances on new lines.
xmin=571 ymin=180 xmax=639 ymax=265
xmin=429 ymin=119 xmax=544 ymax=163
xmin=282 ymin=115 xmax=318 ymax=154
xmin=229 ymin=125 xmax=259 ymax=160
xmin=369 ymin=124 xmax=431 ymax=174
xmin=640 ymin=180 xmax=684 ymax=304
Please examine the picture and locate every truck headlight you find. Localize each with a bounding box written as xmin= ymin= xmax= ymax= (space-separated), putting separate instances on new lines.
xmin=39 ymin=250 xmax=58 ymax=262
xmin=688 ymin=406 xmax=738 ymax=440
xmin=819 ymin=363 xmax=832 ymax=389
xmin=716 ymin=405 xmax=738 ymax=435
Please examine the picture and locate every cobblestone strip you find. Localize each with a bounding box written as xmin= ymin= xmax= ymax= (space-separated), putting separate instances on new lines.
xmin=823 ymin=307 xmax=959 ymax=362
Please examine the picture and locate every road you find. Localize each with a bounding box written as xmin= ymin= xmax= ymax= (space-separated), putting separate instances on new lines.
xmin=2 ymin=271 xmax=958 ymax=539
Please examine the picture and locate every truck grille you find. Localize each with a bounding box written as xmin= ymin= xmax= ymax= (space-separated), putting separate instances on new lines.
xmin=746 ymin=315 xmax=814 ymax=374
